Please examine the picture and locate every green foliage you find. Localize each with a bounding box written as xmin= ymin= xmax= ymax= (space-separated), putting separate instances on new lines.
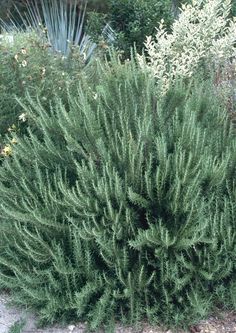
xmin=87 ymin=0 xmax=236 ymax=56
xmin=8 ymin=318 xmax=26 ymax=333
xmin=86 ymin=11 xmax=108 ymax=41
xmin=0 ymin=55 xmax=236 ymax=331
xmin=232 ymin=1 xmax=236 ymax=16
xmin=87 ymin=0 xmax=173 ymax=55
xmin=87 ymin=0 xmax=109 ymax=13
xmin=0 ymin=30 xmax=86 ymax=137
xmin=0 ymin=0 xmax=18 ymax=23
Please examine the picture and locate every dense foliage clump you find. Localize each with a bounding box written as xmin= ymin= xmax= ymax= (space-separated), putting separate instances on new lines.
xmin=138 ymin=0 xmax=236 ymax=93
xmin=0 ymin=0 xmax=236 ymax=331
xmin=0 ymin=56 xmax=235 ymax=331
xmin=0 ymin=30 xmax=86 ymax=136
xmin=87 ymin=0 xmax=173 ymax=55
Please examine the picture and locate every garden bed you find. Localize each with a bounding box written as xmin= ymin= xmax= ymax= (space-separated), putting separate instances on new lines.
xmin=1 ymin=293 xmax=236 ymax=333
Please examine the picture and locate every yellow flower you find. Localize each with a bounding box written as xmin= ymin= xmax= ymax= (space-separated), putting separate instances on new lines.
xmin=41 ymin=67 xmax=46 ymax=76
xmin=21 ymin=60 xmax=27 ymax=67
xmin=8 ymin=124 xmax=17 ymax=132
xmin=99 ymin=41 xmax=109 ymax=49
xmin=14 ymin=54 xmax=19 ymax=62
xmin=1 ymin=145 xmax=12 ymax=156
xmin=40 ymin=67 xmax=46 ymax=79
xmin=10 ymin=138 xmax=17 ymax=144
xmin=21 ymin=48 xmax=27 ymax=55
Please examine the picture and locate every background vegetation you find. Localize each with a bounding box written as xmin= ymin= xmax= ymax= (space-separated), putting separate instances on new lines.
xmin=0 ymin=30 xmax=86 ymax=136
xmin=0 ymin=0 xmax=214 ymax=55
xmin=87 ymin=0 xmax=173 ymax=55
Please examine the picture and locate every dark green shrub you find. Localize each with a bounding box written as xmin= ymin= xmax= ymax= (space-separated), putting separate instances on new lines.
xmin=87 ymin=0 xmax=109 ymax=13
xmin=87 ymin=0 xmax=173 ymax=56
xmin=0 ymin=56 xmax=236 ymax=330
xmin=232 ymin=1 xmax=236 ymax=16
xmin=0 ymin=0 xmax=21 ymax=23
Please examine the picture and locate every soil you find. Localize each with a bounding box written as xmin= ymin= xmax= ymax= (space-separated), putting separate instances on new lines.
xmin=0 ymin=292 xmax=236 ymax=333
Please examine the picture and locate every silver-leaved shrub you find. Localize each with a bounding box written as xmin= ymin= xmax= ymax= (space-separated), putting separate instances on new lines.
xmin=138 ymin=0 xmax=236 ymax=93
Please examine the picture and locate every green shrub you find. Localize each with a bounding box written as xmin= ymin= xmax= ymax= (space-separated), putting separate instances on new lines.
xmin=87 ymin=0 xmax=236 ymax=57
xmin=232 ymin=1 xmax=236 ymax=16
xmin=0 ymin=30 xmax=86 ymax=137
xmin=0 ymin=56 xmax=236 ymax=331
xmin=0 ymin=0 xmax=21 ymax=23
xmin=87 ymin=0 xmax=173 ymax=56
xmin=87 ymin=0 xmax=109 ymax=13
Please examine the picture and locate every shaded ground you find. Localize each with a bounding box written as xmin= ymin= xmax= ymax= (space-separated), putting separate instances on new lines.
xmin=1 ymin=292 xmax=236 ymax=333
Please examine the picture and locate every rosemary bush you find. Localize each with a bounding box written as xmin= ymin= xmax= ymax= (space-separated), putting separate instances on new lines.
xmin=0 ymin=55 xmax=235 ymax=330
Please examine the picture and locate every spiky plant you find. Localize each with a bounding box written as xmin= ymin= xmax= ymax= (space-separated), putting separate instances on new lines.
xmin=0 ymin=55 xmax=236 ymax=330
xmin=0 ymin=0 xmax=115 ymax=59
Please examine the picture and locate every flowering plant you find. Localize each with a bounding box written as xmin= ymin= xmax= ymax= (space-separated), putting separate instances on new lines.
xmin=0 ymin=30 xmax=85 ymax=135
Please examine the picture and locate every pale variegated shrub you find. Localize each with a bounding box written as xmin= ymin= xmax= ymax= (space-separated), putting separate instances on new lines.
xmin=138 ymin=0 xmax=236 ymax=92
